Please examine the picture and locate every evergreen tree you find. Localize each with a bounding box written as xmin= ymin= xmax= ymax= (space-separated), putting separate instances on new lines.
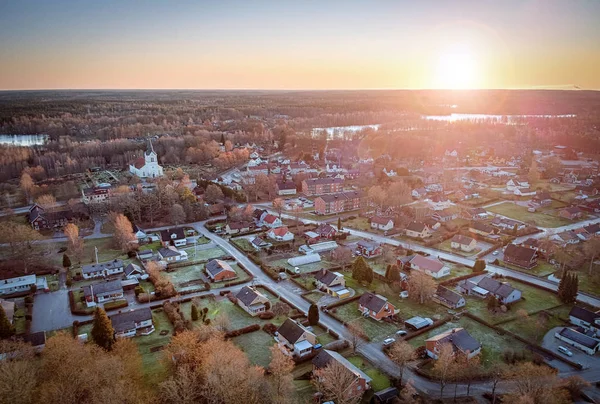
xmin=220 ymin=133 xmax=226 ymax=145
xmin=473 ymin=259 xmax=486 ymax=272
xmin=386 ymin=264 xmax=401 ymax=283
xmin=352 ymin=256 xmax=372 ymax=285
xmin=191 ymin=304 xmax=199 ymax=321
xmin=337 ymin=217 xmax=342 ymax=232
xmin=487 ymin=295 xmax=499 ymax=311
xmin=364 ymin=263 xmax=374 ymax=284
xmin=0 ymin=304 xmax=15 ymax=339
xmin=308 ymin=304 xmax=319 ymax=326
xmin=91 ymin=308 xmax=115 ymax=350
xmin=557 ymin=268 xmax=568 ymax=302
xmin=62 ymin=253 xmax=71 ymax=268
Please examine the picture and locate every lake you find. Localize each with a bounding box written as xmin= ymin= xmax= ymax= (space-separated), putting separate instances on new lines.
xmin=0 ymin=134 xmax=48 ymax=146
xmin=312 ymin=124 xmax=380 ymax=139
xmin=424 ymin=113 xmax=576 ymax=122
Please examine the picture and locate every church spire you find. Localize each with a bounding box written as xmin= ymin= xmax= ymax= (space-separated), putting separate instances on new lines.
xmin=146 ymin=138 xmax=155 ymax=155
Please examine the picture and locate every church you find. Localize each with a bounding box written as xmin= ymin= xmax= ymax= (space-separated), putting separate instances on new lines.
xmin=129 ymin=139 xmax=164 ymax=178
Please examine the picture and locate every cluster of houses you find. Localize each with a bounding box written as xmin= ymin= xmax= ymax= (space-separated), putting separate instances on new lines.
xmin=554 ymin=306 xmax=600 ymax=355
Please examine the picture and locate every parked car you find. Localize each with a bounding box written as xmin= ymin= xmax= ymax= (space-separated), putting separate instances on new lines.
xmin=395 ymin=330 xmax=407 ymax=337
xmin=383 ymin=338 xmax=396 ymax=347
xmin=558 ymin=346 xmax=573 ymax=357
xmin=492 ymin=251 xmax=499 ymax=256
xmin=399 ymin=291 xmax=409 ymax=299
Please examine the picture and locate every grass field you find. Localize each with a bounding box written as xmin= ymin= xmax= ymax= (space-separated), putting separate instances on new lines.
xmin=303 ymin=291 xmax=325 ymax=304
xmin=487 ymin=202 xmax=571 ymax=228
xmin=342 ymin=217 xmax=372 ymax=231
xmin=332 ymin=302 xmax=398 ymax=341
xmin=500 ymin=309 xmax=567 ymax=343
xmin=573 ymin=269 xmax=600 ymax=296
xmin=466 ymin=277 xmax=562 ymax=324
xmin=231 ymin=238 xmax=256 ymax=252
xmin=133 ymin=309 xmax=173 ymax=387
xmin=499 ymin=260 xmax=558 ymax=278
xmin=233 ymin=330 xmax=275 ymax=368
xmin=346 ymin=355 xmax=391 ymax=391
xmin=268 ymin=257 xmax=337 ymax=274
xmin=180 ymin=246 xmax=227 ymax=261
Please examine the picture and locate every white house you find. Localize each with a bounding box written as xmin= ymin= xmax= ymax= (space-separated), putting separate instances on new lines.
xmin=276 ymin=318 xmax=317 ymax=358
xmin=370 ymin=217 xmax=394 ymax=231
xmin=409 ymin=255 xmax=450 ymax=279
xmin=450 ymin=235 xmax=477 ymax=252
xmin=263 ymin=214 xmax=283 ymax=228
xmin=514 ymin=187 xmax=536 ymax=197
xmin=129 ymin=140 xmax=164 ymax=178
xmin=81 ymin=260 xmax=124 ymax=280
xmin=267 ymin=226 xmax=294 ymax=241
xmin=554 ymin=327 xmax=600 ymax=355
xmin=111 ymin=308 xmax=155 ymax=338
xmin=235 ymin=286 xmax=270 ymax=316
xmin=83 ymin=280 xmax=124 ymax=307
xmin=506 ymin=179 xmax=529 ymax=192
xmin=158 ymin=246 xmax=188 ymax=263
xmin=0 ymin=275 xmax=37 ymax=296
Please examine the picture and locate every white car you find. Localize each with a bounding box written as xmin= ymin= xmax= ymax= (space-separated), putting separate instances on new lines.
xmin=558 ymin=346 xmax=573 ymax=357
xmin=399 ymin=291 xmax=409 ymax=299
xmin=383 ymin=338 xmax=396 ymax=346
xmin=492 ymin=251 xmax=499 ymax=256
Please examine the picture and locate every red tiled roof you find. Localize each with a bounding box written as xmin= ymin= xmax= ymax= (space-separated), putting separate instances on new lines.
xmin=133 ymin=157 xmax=145 ymax=169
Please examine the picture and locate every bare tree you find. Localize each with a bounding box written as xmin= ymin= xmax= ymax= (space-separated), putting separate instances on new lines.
xmin=346 ymin=322 xmax=366 ymax=353
xmin=111 ymin=213 xmax=136 ymax=252
xmin=313 ymin=360 xmax=362 ymax=404
xmin=505 ymin=362 xmax=562 ymax=403
xmin=35 ymin=194 xmax=57 ymax=210
xmin=388 ymin=340 xmax=416 ymax=387
xmin=19 ymin=172 xmax=35 ymax=203
xmin=268 ymin=345 xmax=295 ymax=404
xmin=406 ymin=271 xmax=436 ymax=304
xmin=273 ymin=198 xmax=284 ymax=218
xmin=331 ymin=246 xmax=353 ymax=271
xmin=204 ymin=184 xmax=224 ymax=204
xmin=170 ymin=203 xmax=186 ymax=225
xmin=63 ymin=223 xmax=83 ymax=262
xmin=432 ymin=343 xmax=455 ymax=398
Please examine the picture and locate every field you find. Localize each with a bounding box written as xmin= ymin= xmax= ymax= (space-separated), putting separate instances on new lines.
xmin=487 ymin=202 xmax=571 ymax=228
xmin=233 ymin=330 xmax=276 ymax=367
xmin=133 ymin=309 xmax=173 ymax=387
xmin=346 ymin=355 xmax=391 ymax=391
xmin=342 ymin=217 xmax=372 ymax=231
xmin=465 ymin=278 xmax=562 ymax=324
xmin=573 ymin=269 xmax=600 ymax=296
xmin=231 ymin=237 xmax=256 ymax=253
xmin=408 ymin=316 xmax=529 ymax=369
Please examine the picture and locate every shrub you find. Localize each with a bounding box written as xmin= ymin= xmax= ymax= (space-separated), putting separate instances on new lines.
xmin=104 ymin=300 xmax=128 ymax=311
xmin=191 ymin=304 xmax=199 ymax=321
xmin=24 ymin=296 xmax=33 ymax=304
xmin=264 ymin=301 xmax=271 ymax=310
xmin=134 ymin=286 xmax=145 ymax=297
xmin=258 ymin=311 xmax=275 ymax=320
xmin=224 ymin=324 xmax=260 ymax=338
xmin=262 ymin=323 xmax=277 ymax=335
xmin=204 ymin=318 xmax=211 ymax=325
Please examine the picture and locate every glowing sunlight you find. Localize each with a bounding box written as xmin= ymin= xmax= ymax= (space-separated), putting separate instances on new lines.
xmin=434 ymin=44 xmax=480 ymax=89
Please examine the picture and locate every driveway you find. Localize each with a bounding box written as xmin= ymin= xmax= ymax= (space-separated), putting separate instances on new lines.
xmin=542 ymin=327 xmax=600 ymax=370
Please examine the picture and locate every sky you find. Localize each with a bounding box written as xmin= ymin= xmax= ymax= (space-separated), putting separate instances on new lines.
xmin=1 ymin=0 xmax=599 ymax=90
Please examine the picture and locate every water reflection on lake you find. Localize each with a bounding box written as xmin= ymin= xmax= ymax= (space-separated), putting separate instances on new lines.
xmin=0 ymin=134 xmax=48 ymax=146
xmin=424 ymin=113 xmax=576 ymax=122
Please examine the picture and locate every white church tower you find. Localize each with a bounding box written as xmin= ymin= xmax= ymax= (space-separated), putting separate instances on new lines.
xmin=129 ymin=139 xmax=164 ymax=178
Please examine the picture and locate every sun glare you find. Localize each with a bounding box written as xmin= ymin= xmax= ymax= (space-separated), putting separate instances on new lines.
xmin=434 ymin=44 xmax=479 ymax=89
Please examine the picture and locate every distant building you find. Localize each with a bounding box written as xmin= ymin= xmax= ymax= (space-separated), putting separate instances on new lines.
xmin=314 ymin=191 xmax=364 ymax=215
xmin=301 ymin=177 xmax=344 ymax=196
xmin=358 ymin=293 xmax=396 ymax=321
xmin=405 ymin=222 xmax=432 ymax=239
xmin=205 ymin=259 xmax=237 ymax=282
xmin=28 ymin=204 xmax=73 ymax=230
xmin=83 ymin=280 xmax=124 ymax=307
xmin=129 ymin=139 xmax=164 ymax=178
xmin=235 ymin=286 xmax=270 ymax=316
xmin=370 ymin=217 xmax=394 ymax=231
xmin=0 ymin=275 xmax=37 ymax=296
xmin=111 ymin=308 xmax=154 ymax=338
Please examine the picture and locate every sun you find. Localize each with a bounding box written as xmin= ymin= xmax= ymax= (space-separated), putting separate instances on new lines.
xmin=434 ymin=44 xmax=479 ymax=89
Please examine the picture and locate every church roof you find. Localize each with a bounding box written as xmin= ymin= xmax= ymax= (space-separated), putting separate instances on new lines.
xmin=145 ymin=139 xmax=156 ymax=156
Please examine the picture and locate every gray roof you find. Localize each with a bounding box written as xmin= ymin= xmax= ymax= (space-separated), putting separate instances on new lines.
xmin=558 ymin=327 xmax=600 ymax=349
xmin=312 ymin=349 xmax=372 ymax=383
xmin=110 ymin=308 xmax=153 ymax=333
xmin=235 ymin=286 xmax=266 ymax=307
xmin=569 ymin=306 xmax=600 ymax=324
xmin=83 ymin=280 xmax=123 ymax=297
xmin=160 ymin=227 xmax=186 ymax=241
xmin=277 ymin=318 xmax=308 ymax=344
xmin=81 ymin=259 xmax=123 ymax=275
xmin=314 ymin=269 xmax=339 ymax=287
xmin=406 ymin=221 xmax=427 ymax=232
xmin=124 ymin=263 xmax=143 ymax=277
xmin=435 ymin=285 xmax=464 ymax=305
xmin=430 ymin=328 xmax=481 ymax=354
xmin=158 ymin=247 xmax=181 ymax=258
xmin=358 ymin=293 xmax=388 ymax=313
xmin=205 ymin=259 xmax=234 ymax=278
xmin=476 ymin=277 xmax=519 ymax=298
xmin=451 ymin=234 xmax=475 ymax=245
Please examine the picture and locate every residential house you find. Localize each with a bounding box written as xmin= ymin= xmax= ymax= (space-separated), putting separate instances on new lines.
xmin=531 ymin=192 xmax=552 ymax=207
xmin=28 ymin=204 xmax=73 ymax=230
xmin=225 ymin=221 xmax=252 ymax=235
xmin=160 ymin=228 xmax=187 ymax=247
xmin=314 ymin=269 xmax=350 ymax=298
xmin=314 ymin=191 xmax=364 ymax=215
xmin=299 ymin=241 xmax=338 ymax=255
xmin=111 ymin=308 xmax=155 ymax=338
xmin=462 ymin=208 xmax=488 ymax=221
xmin=469 ymin=222 xmax=494 ymax=237
xmin=584 ymin=223 xmax=600 ymax=237
xmin=356 ymin=240 xmax=383 ymax=258
xmin=81 ymin=187 xmax=111 ymax=204
xmin=569 ymin=306 xmax=600 ymax=335
xmin=235 ymin=286 xmax=270 ymax=316
xmin=554 ymin=327 xmax=600 ymax=355
xmin=424 ymin=218 xmax=442 ymax=230
xmin=433 ymin=286 xmax=466 ymax=309
xmin=506 ymin=179 xmax=529 ymax=191
xmin=83 ymin=280 xmax=124 ymax=307
xmin=250 ymin=236 xmax=272 ymax=250
xmin=315 ymin=223 xmax=337 ymax=239
xmin=267 ymin=226 xmax=294 ymax=242
xmin=137 ymin=250 xmax=154 ymax=261
xmin=131 ymin=223 xmax=147 ymax=241
xmin=372 ymin=387 xmax=400 ymax=404
xmin=205 ymin=259 xmax=237 ymax=282
xmin=514 ymin=187 xmax=536 ymax=197
xmin=312 ymin=350 xmax=372 ymax=399
xmin=433 ymin=208 xmax=459 ymax=222
xmin=276 ymin=318 xmax=317 ymax=357
xmin=491 ymin=217 xmax=526 ymax=232
xmin=412 ymin=188 xmax=427 ymax=199
xmin=458 ymin=276 xmax=522 ymax=304
xmin=503 ymin=244 xmax=538 ymax=269
xmin=409 ymin=255 xmax=450 ymax=279
xmin=253 ymin=209 xmax=268 ymax=226
xmin=0 ymin=275 xmax=37 ymax=296
xmin=276 ymin=181 xmax=297 ymax=195
xmin=425 ymin=328 xmax=481 ymax=360
xmin=405 ymin=221 xmax=432 ymax=239
xmin=428 ymin=195 xmax=453 ymax=211
xmin=358 ymin=293 xmax=397 ymax=321
xmin=263 ymin=214 xmax=283 ymax=228
xmin=370 ymin=217 xmax=394 ymax=232
xmin=124 ymin=263 xmax=145 ymax=280
xmin=450 ymin=235 xmax=477 ymax=252
xmin=301 ymin=177 xmax=344 ymax=196
xmin=559 ymin=207 xmax=583 ymax=220
xmin=158 ymin=246 xmax=188 ymax=263
xmin=81 ymin=259 xmax=124 ymax=280
xmin=552 ymin=231 xmax=581 ymax=246
xmin=303 ymin=231 xmax=320 ymax=244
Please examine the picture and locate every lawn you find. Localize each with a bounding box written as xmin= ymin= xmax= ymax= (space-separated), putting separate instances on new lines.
xmin=45 ymin=274 xmax=60 ymax=291
xmin=231 ymin=237 xmax=256 ymax=253
xmin=342 ymin=217 xmax=372 ymax=232
xmin=332 ymin=302 xmax=398 ymax=341
xmin=268 ymin=257 xmax=337 ymax=274
xmin=303 ymin=291 xmax=325 ymax=304
xmin=408 ymin=317 xmax=528 ymax=369
xmin=499 ymin=260 xmax=558 ymax=278
xmin=180 ymin=246 xmax=227 ymax=261
xmin=573 ymin=269 xmax=600 ymax=297
xmin=166 ymin=261 xmax=248 ymax=292
xmin=465 ymin=278 xmax=562 ymax=325
xmin=72 ymin=289 xmax=95 ymax=314
xmin=487 ymin=202 xmax=571 ymax=228
xmin=293 ymin=380 xmax=317 ymax=404
xmin=133 ymin=309 xmax=173 ymax=387
xmin=436 ymin=240 xmax=481 ymax=257
xmin=346 ymin=355 xmax=391 ymax=391
xmin=233 ymin=330 xmax=275 ymax=368
xmin=13 ymin=306 xmax=26 ymax=335
xmin=500 ymin=310 xmax=567 ymax=343
xmin=294 ymin=276 xmax=316 ymax=290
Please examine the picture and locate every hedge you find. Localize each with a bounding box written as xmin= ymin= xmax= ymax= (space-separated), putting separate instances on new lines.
xmin=68 ymin=290 xmax=95 ymax=315
xmin=322 ymin=294 xmax=361 ymax=310
xmin=224 ymin=324 xmax=260 ymax=338
xmin=439 ymin=270 xmax=488 ymax=287
xmin=103 ymin=299 xmax=129 ymax=311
